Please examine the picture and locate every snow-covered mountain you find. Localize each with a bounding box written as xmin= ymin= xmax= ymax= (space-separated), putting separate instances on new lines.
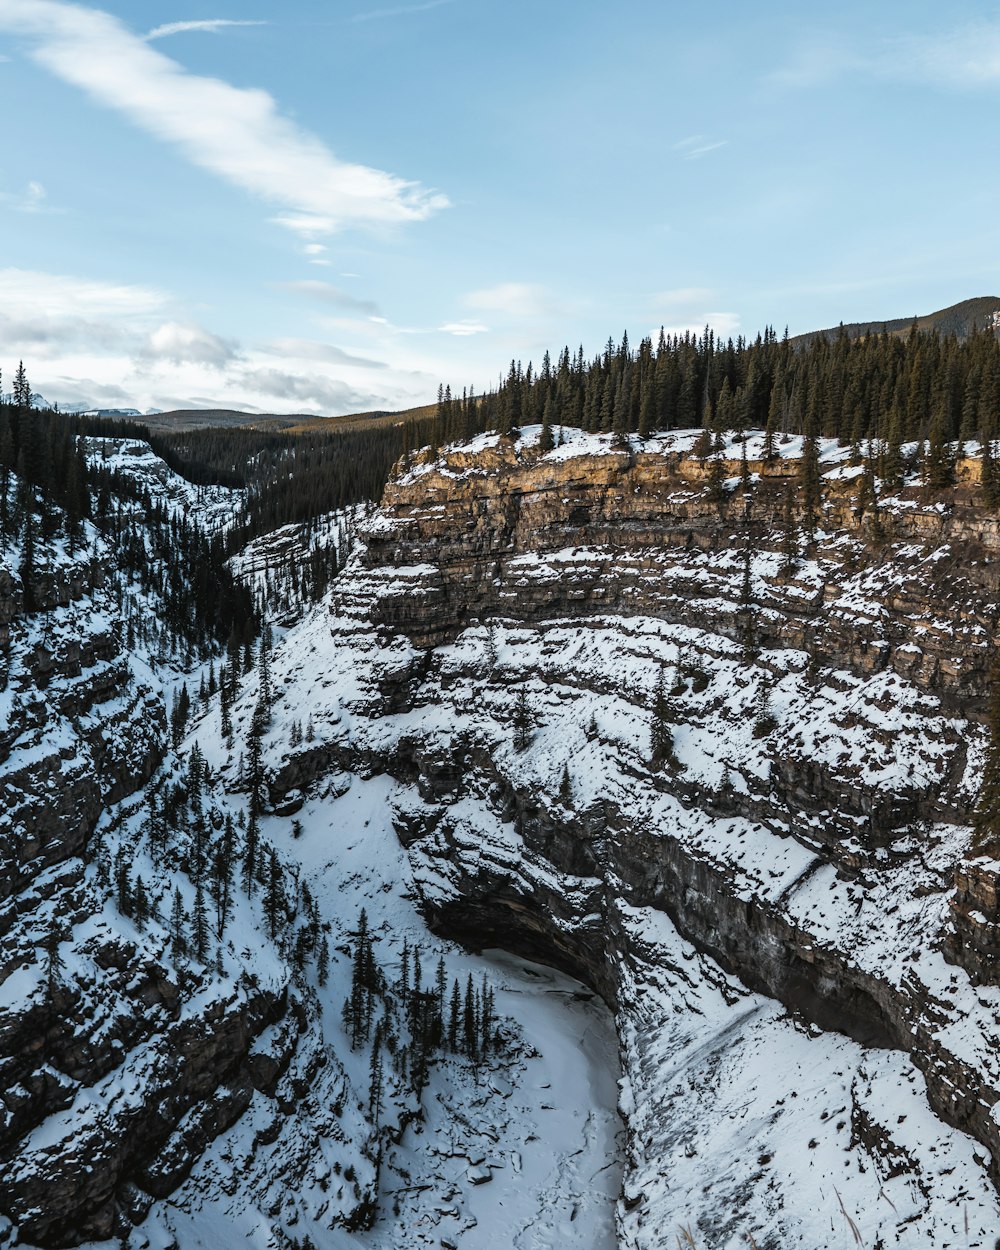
xmin=5 ymin=427 xmax=1000 ymax=1248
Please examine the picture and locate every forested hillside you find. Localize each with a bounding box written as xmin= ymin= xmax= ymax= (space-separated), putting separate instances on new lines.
xmin=6 ymin=301 xmax=1000 ymax=618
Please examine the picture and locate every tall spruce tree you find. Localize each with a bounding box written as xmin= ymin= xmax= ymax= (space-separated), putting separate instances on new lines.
xmin=975 ymin=659 xmax=1000 ymax=848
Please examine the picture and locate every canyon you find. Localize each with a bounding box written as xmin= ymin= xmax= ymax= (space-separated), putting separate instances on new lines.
xmin=4 ymin=427 xmax=1000 ymax=1247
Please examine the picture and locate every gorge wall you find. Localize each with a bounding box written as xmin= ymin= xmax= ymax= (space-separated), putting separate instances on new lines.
xmin=262 ymin=426 xmax=1000 ymax=1245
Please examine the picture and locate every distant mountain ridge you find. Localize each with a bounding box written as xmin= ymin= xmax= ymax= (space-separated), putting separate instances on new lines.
xmin=794 ymin=295 xmax=1000 ymax=345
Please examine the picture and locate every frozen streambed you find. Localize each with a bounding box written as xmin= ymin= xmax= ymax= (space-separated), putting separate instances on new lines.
xmin=362 ymin=949 xmax=625 ymax=1250
xmin=306 ymin=774 xmax=626 ymax=1250
xmin=76 ymin=773 xmax=625 ymax=1250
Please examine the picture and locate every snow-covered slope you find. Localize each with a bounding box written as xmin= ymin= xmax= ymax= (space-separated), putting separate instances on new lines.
xmin=10 ymin=426 xmax=1000 ymax=1249
xmin=0 ymin=448 xmax=628 ymax=1250
xmin=82 ymin=437 xmax=245 ymax=532
xmin=219 ymin=426 xmax=1000 ymax=1247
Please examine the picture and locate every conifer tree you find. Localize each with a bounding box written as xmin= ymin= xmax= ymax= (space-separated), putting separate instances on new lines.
xmin=512 ymin=686 xmax=533 ymax=752
xmin=739 ymin=545 xmax=758 ymax=659
xmin=799 ymin=430 xmax=822 ymax=535
xmin=539 ymin=395 xmax=555 ymax=453
xmin=368 ymin=1023 xmax=384 ymax=1125
xmin=706 ymin=451 xmax=727 ymax=509
xmin=558 ymin=763 xmax=572 ymax=805
xmin=44 ymin=926 xmax=64 ymax=993
xmin=924 ymin=407 xmax=955 ymax=490
xmin=193 ymin=880 xmax=210 ymax=963
xmin=975 ymin=658 xmax=1000 ymax=849
xmin=170 ymin=887 xmax=187 ymax=962
xmin=265 ymin=848 xmax=284 ymax=941
xmin=984 ymin=438 xmax=1000 ymax=509
xmin=448 ymin=977 xmax=461 ymax=1051
xmin=649 ymin=666 xmax=677 ymax=770
xmin=779 ymin=483 xmax=799 ymax=579
xmin=463 ymin=973 xmax=477 ymax=1059
xmin=242 ymin=811 xmax=260 ymax=895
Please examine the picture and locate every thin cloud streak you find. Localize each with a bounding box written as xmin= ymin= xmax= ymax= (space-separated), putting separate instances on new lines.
xmin=683 ymin=141 xmax=727 ymax=160
xmin=672 ymin=134 xmax=727 ymax=160
xmin=0 ymin=0 xmax=448 ymax=237
xmin=350 ymin=0 xmax=457 ymax=25
xmin=275 ymin=279 xmax=381 ymax=317
xmin=772 ymin=20 xmax=1000 ymax=91
xmin=145 ymin=19 xmax=268 ymax=42
xmin=465 ymin=282 xmax=553 ymax=319
xmin=0 ymin=179 xmax=63 ymax=213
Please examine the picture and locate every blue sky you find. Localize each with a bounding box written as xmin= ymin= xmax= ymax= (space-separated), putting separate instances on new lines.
xmin=2 ymin=0 xmax=1000 ymax=413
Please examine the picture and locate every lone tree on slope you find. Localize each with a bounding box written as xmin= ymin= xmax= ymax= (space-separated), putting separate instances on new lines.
xmin=974 ymin=657 xmax=1000 ymax=849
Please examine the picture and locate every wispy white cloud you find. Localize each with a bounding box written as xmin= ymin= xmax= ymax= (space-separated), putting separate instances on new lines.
xmin=673 ymin=135 xmax=727 ymax=161
xmin=0 ymin=179 xmax=62 ymax=213
xmin=646 ymin=288 xmax=740 ymax=341
xmin=145 ymin=19 xmax=267 ymax=42
xmin=656 ymin=312 xmax=741 ymax=341
xmin=0 ymin=267 xmax=166 ymax=319
xmin=465 ymin=282 xmax=552 ymax=319
xmin=773 ymin=20 xmax=1000 ymax=91
xmin=350 ymin=0 xmax=457 ymax=25
xmin=237 ymin=367 xmax=371 ymax=413
xmin=261 ymin=337 xmax=388 ymax=369
xmin=439 ymin=320 xmax=489 ymax=336
xmin=0 ymin=266 xmax=428 ymax=414
xmin=302 ymin=242 xmax=330 ymax=267
xmin=142 ymin=321 xmax=238 ymax=368
xmin=0 ymin=0 xmax=448 ymax=237
xmin=274 ymin=279 xmax=381 ymax=316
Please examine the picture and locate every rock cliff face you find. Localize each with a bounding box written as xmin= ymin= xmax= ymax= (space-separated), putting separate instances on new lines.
xmin=258 ymin=427 xmax=1000 ymax=1245
xmin=0 ymin=483 xmax=301 ymax=1248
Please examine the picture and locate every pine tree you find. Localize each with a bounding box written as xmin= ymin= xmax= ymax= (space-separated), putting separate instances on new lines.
xmin=448 ymin=977 xmax=461 ymax=1051
xmin=984 ymin=438 xmax=1000 ymax=509
xmin=739 ymin=545 xmax=757 ymax=659
xmin=463 ymin=973 xmax=477 ymax=1059
xmin=975 ymin=658 xmax=1000 ymax=849
xmin=779 ymin=484 xmax=799 ymax=578
xmin=924 ymin=407 xmax=955 ymax=490
xmin=170 ymin=887 xmax=187 ymax=962
xmin=435 ymin=955 xmax=447 ymax=1009
xmin=649 ymin=666 xmax=678 ymax=770
xmin=242 ymin=811 xmax=260 ymax=894
xmin=539 ymin=395 xmax=555 ymax=453
xmin=512 ymin=686 xmax=533 ymax=752
xmin=44 ymin=926 xmax=64 ymax=992
xmin=247 ymin=700 xmax=267 ymax=816
xmin=19 ymin=510 xmax=36 ymax=611
xmin=13 ymin=361 xmax=30 ymax=410
xmin=799 ymin=431 xmax=822 ymax=535
xmin=707 ymin=452 xmax=727 ymax=508
xmin=368 ymin=1023 xmax=384 ymax=1125
xmin=558 ymin=763 xmax=572 ymax=805
xmin=193 ymin=879 xmax=210 ymax=963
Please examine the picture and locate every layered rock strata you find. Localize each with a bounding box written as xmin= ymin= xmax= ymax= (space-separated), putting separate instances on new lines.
xmin=259 ymin=428 xmax=1000 ymax=1243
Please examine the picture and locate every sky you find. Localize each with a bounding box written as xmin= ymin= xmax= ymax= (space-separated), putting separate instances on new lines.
xmin=3 ymin=0 xmax=1000 ymax=414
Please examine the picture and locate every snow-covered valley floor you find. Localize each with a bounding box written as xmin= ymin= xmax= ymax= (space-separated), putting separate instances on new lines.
xmin=97 ymin=770 xmax=624 ymax=1250
xmin=274 ymin=776 xmax=624 ymax=1250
